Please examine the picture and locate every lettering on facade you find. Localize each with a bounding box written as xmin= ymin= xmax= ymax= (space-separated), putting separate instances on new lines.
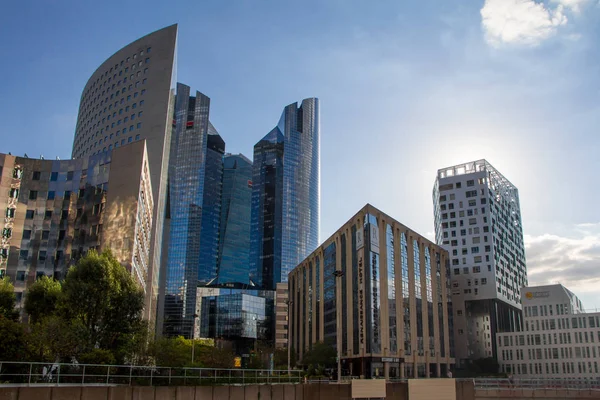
xmin=358 ymin=253 xmax=364 ymax=347
xmin=356 ymin=229 xmax=364 ymax=250
xmin=525 ymin=291 xmax=550 ymax=299
xmin=370 ymin=225 xmax=379 ymax=254
xmin=372 ymin=252 xmax=379 ymax=345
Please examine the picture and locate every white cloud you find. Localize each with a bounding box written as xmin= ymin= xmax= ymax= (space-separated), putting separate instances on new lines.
xmin=481 ymin=0 xmax=567 ymax=47
xmin=525 ymin=224 xmax=600 ymax=304
xmin=552 ymin=0 xmax=589 ymax=13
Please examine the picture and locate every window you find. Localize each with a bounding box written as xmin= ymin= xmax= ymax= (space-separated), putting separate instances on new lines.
xmin=467 ymin=180 xmax=475 ymax=186
xmin=29 ymin=190 xmax=38 ymax=200
xmin=41 ymin=230 xmax=49 ymax=240
xmin=481 ymin=278 xmax=487 ymax=285
xmin=22 ymin=230 xmax=31 ymax=239
xmin=67 ymin=171 xmax=74 ymax=181
xmin=32 ymin=171 xmax=41 ymax=180
xmin=454 ymin=268 xmax=460 ymax=275
xmin=137 ymin=122 xmax=141 ymax=129
xmin=26 ymin=210 xmax=34 ymax=219
xmin=61 ymin=210 xmax=68 ymax=220
xmin=50 ymin=172 xmax=58 ymax=181
xmin=38 ymin=251 xmax=47 ymax=262
xmin=135 ymin=134 xmax=140 ymax=140
xmin=19 ymin=250 xmax=28 ymax=260
xmin=47 ymin=191 xmax=55 ymax=200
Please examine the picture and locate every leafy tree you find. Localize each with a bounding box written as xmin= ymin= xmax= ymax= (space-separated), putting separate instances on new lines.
xmin=27 ymin=316 xmax=84 ymax=362
xmin=301 ymin=342 xmax=336 ymax=369
xmin=274 ymin=348 xmax=289 ymax=369
xmin=150 ymin=336 xmax=191 ymax=367
xmin=195 ymin=344 xmax=234 ymax=369
xmin=59 ymin=249 xmax=145 ymax=363
xmin=0 ymin=316 xmax=28 ymax=361
xmin=0 ymin=276 xmax=18 ymax=320
xmin=24 ymin=276 xmax=61 ymax=324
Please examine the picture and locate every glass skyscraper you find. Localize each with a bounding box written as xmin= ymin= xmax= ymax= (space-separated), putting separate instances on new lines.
xmin=198 ymin=126 xmax=225 ymax=284
xmin=162 ymin=83 xmax=215 ymax=338
xmin=217 ymin=154 xmax=253 ymax=285
xmin=250 ymin=98 xmax=320 ymax=290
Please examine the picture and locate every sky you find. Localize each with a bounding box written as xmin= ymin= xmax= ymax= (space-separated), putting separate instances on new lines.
xmin=0 ymin=0 xmax=599 ymax=307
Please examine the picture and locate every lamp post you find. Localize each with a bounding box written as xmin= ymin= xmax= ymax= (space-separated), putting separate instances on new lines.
xmin=333 ymin=269 xmax=344 ymax=382
xmin=286 ymin=299 xmax=293 ymax=376
xmin=191 ymin=313 xmax=199 ymax=364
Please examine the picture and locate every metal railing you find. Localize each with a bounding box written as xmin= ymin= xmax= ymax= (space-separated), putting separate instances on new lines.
xmin=0 ymin=362 xmax=303 ymax=386
xmin=474 ymin=378 xmax=600 ymax=391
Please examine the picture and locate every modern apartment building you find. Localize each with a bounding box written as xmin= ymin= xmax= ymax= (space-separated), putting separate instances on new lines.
xmin=288 ymin=204 xmax=455 ymax=379
xmin=433 ymin=160 xmax=527 ymax=365
xmin=497 ymin=285 xmax=600 ymax=381
xmin=0 ymin=141 xmax=153 ymax=307
xmin=250 ymin=98 xmax=320 ymax=290
xmin=72 ymin=24 xmax=178 ymax=324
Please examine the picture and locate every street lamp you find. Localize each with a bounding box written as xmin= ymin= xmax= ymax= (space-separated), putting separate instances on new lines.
xmin=191 ymin=313 xmax=199 ymax=364
xmin=333 ymin=269 xmax=344 ymax=382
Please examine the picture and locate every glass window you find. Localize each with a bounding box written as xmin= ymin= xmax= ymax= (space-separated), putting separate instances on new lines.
xmin=25 ymin=210 xmax=34 ymax=219
xmin=47 ymin=191 xmax=55 ymax=200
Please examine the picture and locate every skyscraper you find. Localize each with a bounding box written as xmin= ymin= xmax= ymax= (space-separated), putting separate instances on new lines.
xmin=161 ymin=83 xmax=215 ymax=338
xmin=433 ymin=160 xmax=527 ymax=365
xmin=71 ymin=25 xmax=178 ymax=324
xmin=217 ymin=154 xmax=253 ymax=285
xmin=250 ymin=98 xmax=320 ymax=290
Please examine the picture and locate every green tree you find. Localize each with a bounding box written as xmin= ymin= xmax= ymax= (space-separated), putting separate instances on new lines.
xmin=27 ymin=316 xmax=84 ymax=362
xmin=301 ymin=342 xmax=336 ymax=369
xmin=24 ymin=276 xmax=62 ymax=324
xmin=0 ymin=316 xmax=28 ymax=361
xmin=150 ymin=336 xmax=191 ymax=367
xmin=59 ymin=249 xmax=145 ymax=363
xmin=0 ymin=276 xmax=18 ymax=320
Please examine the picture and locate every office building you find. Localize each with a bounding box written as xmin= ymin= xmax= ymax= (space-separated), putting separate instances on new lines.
xmin=217 ymin=154 xmax=253 ymax=285
xmin=497 ymin=284 xmax=600 ymax=381
xmin=72 ymin=25 xmax=178 ymax=323
xmin=433 ymin=160 xmax=527 ymax=365
xmin=274 ymin=282 xmax=289 ymax=349
xmin=250 ymin=98 xmax=320 ymax=290
xmin=162 ymin=84 xmax=220 ymax=338
xmin=0 ymin=142 xmax=153 ymax=306
xmin=288 ymin=204 xmax=455 ymax=379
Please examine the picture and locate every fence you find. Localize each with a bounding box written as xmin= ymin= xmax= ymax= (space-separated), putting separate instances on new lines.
xmin=0 ymin=362 xmax=303 ymax=386
xmin=474 ymin=378 xmax=600 ymax=391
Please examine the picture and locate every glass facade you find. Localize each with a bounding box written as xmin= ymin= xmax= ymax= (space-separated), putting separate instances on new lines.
xmin=217 ymin=154 xmax=253 ymax=285
xmin=200 ymin=291 xmax=267 ymax=339
xmin=198 ymin=127 xmax=225 ymax=284
xmin=250 ymin=98 xmax=320 ymax=290
xmin=366 ymin=215 xmax=381 ymax=355
xmin=323 ymin=241 xmax=337 ymax=347
xmin=163 ymin=84 xmax=212 ymax=338
xmin=387 ymin=224 xmax=397 ymax=354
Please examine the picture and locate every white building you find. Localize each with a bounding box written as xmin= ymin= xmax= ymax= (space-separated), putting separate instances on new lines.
xmin=433 ymin=160 xmax=527 ymax=365
xmin=497 ymin=284 xmax=600 ymax=381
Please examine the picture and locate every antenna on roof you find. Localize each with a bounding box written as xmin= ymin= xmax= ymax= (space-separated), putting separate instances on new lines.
xmin=24 ymin=153 xmax=28 ymax=158
xmin=56 ymin=156 xmax=60 ymax=160
xmin=40 ymin=155 xmax=44 ymax=160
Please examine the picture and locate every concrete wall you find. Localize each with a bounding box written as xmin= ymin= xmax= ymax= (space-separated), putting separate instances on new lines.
xmin=2 ymin=381 xmax=599 ymax=400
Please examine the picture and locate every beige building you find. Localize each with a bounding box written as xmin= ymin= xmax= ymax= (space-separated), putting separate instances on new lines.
xmin=0 ymin=141 xmax=153 ymax=311
xmin=288 ymin=204 xmax=455 ymax=378
xmin=71 ymin=25 xmax=177 ymax=325
xmin=275 ymin=282 xmax=289 ymax=349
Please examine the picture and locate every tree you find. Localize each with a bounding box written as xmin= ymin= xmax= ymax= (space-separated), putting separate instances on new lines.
xmin=301 ymin=342 xmax=336 ymax=369
xmin=150 ymin=336 xmax=191 ymax=367
xmin=24 ymin=276 xmax=61 ymax=324
xmin=27 ymin=315 xmax=84 ymax=362
xmin=59 ymin=249 xmax=145 ymax=363
xmin=0 ymin=276 xmax=18 ymax=320
xmin=0 ymin=316 xmax=28 ymax=361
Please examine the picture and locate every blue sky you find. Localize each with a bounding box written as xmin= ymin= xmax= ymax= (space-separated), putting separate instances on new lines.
xmin=1 ymin=0 xmax=599 ymax=307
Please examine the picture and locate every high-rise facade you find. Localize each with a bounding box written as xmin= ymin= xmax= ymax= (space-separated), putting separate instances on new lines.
xmin=250 ymin=98 xmax=320 ymax=290
xmin=0 ymin=142 xmax=153 ymax=306
xmin=161 ymin=83 xmax=214 ymax=338
xmin=198 ymin=127 xmax=225 ymax=284
xmin=433 ymin=160 xmax=527 ymax=365
xmin=71 ymin=25 xmax=178 ymax=323
xmin=496 ymin=284 xmax=597 ymax=380
xmin=217 ymin=154 xmax=253 ymax=285
xmin=289 ymin=204 xmax=455 ymax=378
